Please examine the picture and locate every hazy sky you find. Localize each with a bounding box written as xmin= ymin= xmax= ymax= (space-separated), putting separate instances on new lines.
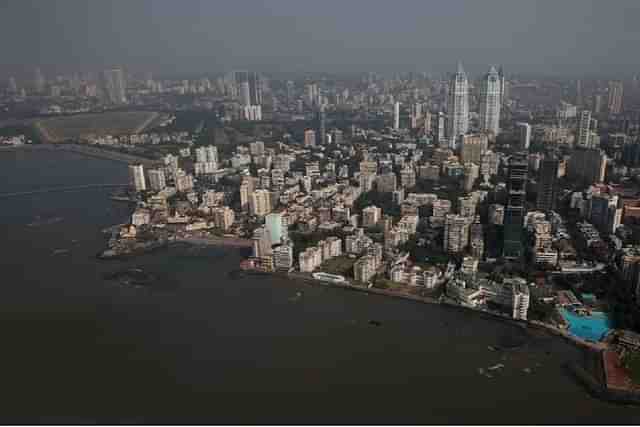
xmin=2 ymin=0 xmax=640 ymax=77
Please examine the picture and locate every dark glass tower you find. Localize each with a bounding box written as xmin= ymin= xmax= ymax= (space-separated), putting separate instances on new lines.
xmin=503 ymin=153 xmax=528 ymax=260
xmin=318 ymin=104 xmax=326 ymax=145
xmin=536 ymin=156 xmax=559 ymax=212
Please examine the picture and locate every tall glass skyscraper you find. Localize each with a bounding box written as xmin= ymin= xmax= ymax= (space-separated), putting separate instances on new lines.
xmin=503 ymin=153 xmax=528 ymax=260
xmin=479 ymin=66 xmax=501 ymax=137
xmin=446 ymin=62 xmax=469 ymax=149
xmin=537 ymin=157 xmax=559 ymax=212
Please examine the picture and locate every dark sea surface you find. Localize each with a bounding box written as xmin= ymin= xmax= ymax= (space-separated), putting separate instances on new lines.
xmin=1 ymin=150 xmax=640 ymax=424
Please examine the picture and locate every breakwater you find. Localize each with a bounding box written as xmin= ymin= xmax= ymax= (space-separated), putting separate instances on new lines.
xmin=0 ymin=143 xmax=161 ymax=166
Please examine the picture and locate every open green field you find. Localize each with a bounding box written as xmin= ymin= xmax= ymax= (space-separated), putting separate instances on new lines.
xmin=35 ymin=111 xmax=159 ymax=142
xmin=321 ymin=255 xmax=356 ymax=278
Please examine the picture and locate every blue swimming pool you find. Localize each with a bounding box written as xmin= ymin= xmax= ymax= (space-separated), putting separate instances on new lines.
xmin=560 ymin=308 xmax=611 ymax=342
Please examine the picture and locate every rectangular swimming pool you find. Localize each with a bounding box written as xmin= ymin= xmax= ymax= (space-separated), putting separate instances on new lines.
xmin=560 ymin=308 xmax=611 ymax=342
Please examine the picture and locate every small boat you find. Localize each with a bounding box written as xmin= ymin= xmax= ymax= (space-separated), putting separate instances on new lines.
xmin=488 ymin=363 xmax=504 ymax=371
xmin=288 ymin=291 xmax=303 ymax=302
xmin=52 ymin=249 xmax=69 ymax=255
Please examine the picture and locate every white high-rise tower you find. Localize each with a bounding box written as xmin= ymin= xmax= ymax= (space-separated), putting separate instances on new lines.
xmin=393 ymin=102 xmax=400 ymax=130
xmin=577 ymin=110 xmax=592 ymax=148
xmin=103 ymin=68 xmax=127 ymax=104
xmin=479 ymin=66 xmax=501 ymax=137
xmin=34 ymin=68 xmax=45 ymax=93
xmin=446 ymin=62 xmax=469 ymax=148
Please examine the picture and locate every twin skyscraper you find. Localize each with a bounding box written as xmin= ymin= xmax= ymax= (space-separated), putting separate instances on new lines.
xmin=446 ymin=62 xmax=505 ymax=148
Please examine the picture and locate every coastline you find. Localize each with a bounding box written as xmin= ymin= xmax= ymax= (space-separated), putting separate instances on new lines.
xmin=97 ymin=229 xmax=640 ymax=406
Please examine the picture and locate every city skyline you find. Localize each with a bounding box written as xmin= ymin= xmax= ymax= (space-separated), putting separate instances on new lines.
xmin=5 ymin=1 xmax=640 ymax=422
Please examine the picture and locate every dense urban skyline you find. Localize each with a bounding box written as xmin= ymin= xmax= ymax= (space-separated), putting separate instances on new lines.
xmin=2 ymin=0 xmax=640 ymax=77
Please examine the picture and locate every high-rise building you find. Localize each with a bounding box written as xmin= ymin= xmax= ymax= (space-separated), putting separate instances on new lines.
xmin=400 ymin=167 xmax=416 ymax=189
xmin=211 ymin=206 xmax=235 ymax=231
xmin=393 ymin=102 xmax=400 ymax=130
xmin=458 ymin=195 xmax=477 ymax=217
xmin=234 ymin=70 xmax=262 ymax=106
xmin=7 ymin=77 xmax=17 ymax=94
xmin=362 ymin=206 xmax=382 ymax=227
xmin=593 ymin=94 xmax=603 ymax=115
xmin=273 ymin=244 xmax=294 ymax=272
xmin=436 ymin=112 xmax=447 ymax=148
xmin=248 ymin=71 xmax=262 ymax=106
xmin=304 ymin=129 xmax=316 ymax=147
xmin=34 ymin=68 xmax=45 ymax=93
xmin=265 ymin=212 xmax=287 ymax=245
xmin=305 ymin=83 xmax=319 ymax=107
xmin=250 ymin=189 xmax=273 ymax=217
xmin=174 ymin=169 xmax=194 ymax=193
xmin=479 ymin=66 xmax=501 ymax=137
xmin=205 ymin=145 xmax=218 ymax=165
xmin=469 ymin=218 xmax=484 ymax=259
xmin=102 ymin=68 xmax=127 ymax=104
xmin=359 ymin=173 xmax=376 ymax=192
xmin=503 ymin=154 xmax=528 ymax=259
xmin=354 ymin=255 xmax=376 ymax=283
xmin=359 ymin=160 xmax=378 ymax=175
xmin=460 ymin=134 xmax=488 ymax=165
xmin=575 ymin=79 xmax=582 ymax=106
xmin=568 ymin=148 xmax=607 ymax=185
xmin=463 ymin=163 xmax=479 ymax=193
xmin=305 ymin=161 xmax=320 ymax=178
xmin=128 ymin=164 xmax=146 ymax=192
xmin=318 ymin=104 xmax=326 ymax=144
xmin=608 ymin=81 xmax=623 ymax=115
xmin=577 ymin=110 xmax=592 ymax=148
xmin=536 ymin=157 xmax=559 ymax=212
xmin=239 ymin=81 xmax=251 ymax=106
xmin=376 ymin=173 xmax=397 ymax=193
xmin=516 ymin=122 xmax=531 ymax=150
xmin=286 ymin=80 xmax=295 ymax=106
xmin=252 ymin=226 xmax=272 ymax=258
xmin=446 ymin=62 xmax=469 ymax=148
xmin=147 ymin=168 xmax=166 ymax=192
xmin=241 ymin=105 xmax=262 ymax=121
xmin=498 ymin=66 xmax=506 ymax=105
xmin=480 ymin=150 xmax=499 ymax=178
xmin=489 ymin=204 xmax=505 ymax=225
xmin=444 ymin=214 xmax=471 ymax=254
xmin=249 ymin=140 xmax=265 ymax=156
